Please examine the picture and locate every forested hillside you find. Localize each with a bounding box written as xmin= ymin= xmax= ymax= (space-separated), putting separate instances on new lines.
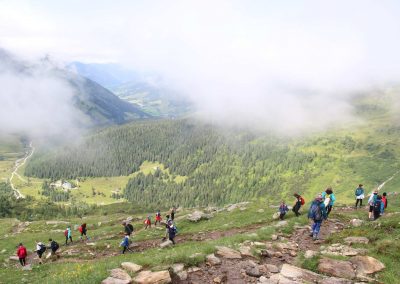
xmin=24 ymin=90 xmax=400 ymax=207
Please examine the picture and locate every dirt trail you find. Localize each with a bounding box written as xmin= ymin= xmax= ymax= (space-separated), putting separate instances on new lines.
xmin=10 ymin=141 xmax=34 ymax=199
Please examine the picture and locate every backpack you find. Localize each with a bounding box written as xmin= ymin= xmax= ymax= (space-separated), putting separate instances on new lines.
xmin=300 ymin=197 xmax=305 ymax=205
xmin=356 ymin=188 xmax=363 ymax=196
xmin=64 ymin=229 xmax=68 ymax=236
xmin=310 ymin=203 xmax=322 ymax=221
xmin=39 ymin=244 xmax=46 ymax=253
xmin=51 ymin=241 xmax=59 ymax=251
xmin=374 ymin=200 xmax=382 ymax=212
xmin=127 ymin=224 xmax=134 ymax=232
xmin=78 ymin=226 xmax=83 ymax=233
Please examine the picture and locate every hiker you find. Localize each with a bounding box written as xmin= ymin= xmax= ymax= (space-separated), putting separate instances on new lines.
xmin=162 ymin=215 xmax=172 ymax=241
xmin=322 ymin=187 xmax=336 ymax=217
xmin=48 ymin=238 xmax=59 ymax=259
xmin=355 ymin=184 xmax=365 ymax=209
xmin=64 ymin=226 xmax=73 ymax=245
xmin=167 ymin=220 xmax=177 ymax=245
xmin=155 ymin=210 xmax=162 ymax=226
xmin=373 ymin=195 xmax=384 ymax=220
xmin=292 ymin=193 xmax=305 ymax=217
xmin=16 ymin=243 xmax=27 ymax=266
xmin=308 ymin=194 xmax=327 ymax=241
xmin=79 ymin=223 xmax=89 ymax=240
xmin=368 ymin=190 xmax=378 ymax=220
xmin=35 ymin=241 xmax=46 ymax=264
xmin=278 ymin=201 xmax=289 ymax=220
xmin=120 ymin=233 xmax=133 ymax=254
xmin=382 ymin=192 xmax=388 ymax=210
xmin=144 ymin=216 xmax=151 ymax=229
xmin=122 ymin=222 xmax=133 ymax=236
xmin=171 ymin=207 xmax=176 ymax=221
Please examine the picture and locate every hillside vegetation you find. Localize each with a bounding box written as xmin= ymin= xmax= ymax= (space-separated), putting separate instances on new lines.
xmin=23 ymin=90 xmax=400 ymax=207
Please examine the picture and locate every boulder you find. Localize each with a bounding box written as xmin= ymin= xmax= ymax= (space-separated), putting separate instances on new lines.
xmin=102 ymin=277 xmax=131 ymax=284
xmin=350 ymin=219 xmax=363 ymax=227
xmin=279 ymin=264 xmax=324 ymax=283
xmin=304 ymin=250 xmax=318 ymax=259
xmin=134 ymin=270 xmax=171 ymax=284
xmin=111 ymin=268 xmax=132 ymax=281
xmin=245 ymin=266 xmax=262 ymax=277
xmin=239 ymin=246 xmax=253 ymax=257
xmin=187 ymin=211 xmax=212 ymax=222
xmin=215 ymin=246 xmax=242 ymax=259
xmin=121 ymin=262 xmax=142 ymax=273
xmin=318 ymin=258 xmax=356 ymax=280
xmin=350 ymin=255 xmax=385 ymax=276
xmin=344 ymin=237 xmax=369 ymax=245
xmin=266 ymin=264 xmax=280 ymax=273
xmin=159 ymin=240 xmax=173 ymax=248
xmin=206 ymin=254 xmax=222 ymax=266
xmin=321 ymin=277 xmax=353 ymax=284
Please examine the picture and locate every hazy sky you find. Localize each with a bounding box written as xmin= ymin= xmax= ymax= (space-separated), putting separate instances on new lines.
xmin=1 ymin=0 xmax=400 ymax=133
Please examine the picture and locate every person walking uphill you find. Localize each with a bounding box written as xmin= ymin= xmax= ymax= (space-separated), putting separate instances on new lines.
xmin=322 ymin=188 xmax=336 ymax=217
xmin=292 ymin=193 xmax=305 ymax=217
xmin=64 ymin=226 xmax=73 ymax=245
xmin=308 ymin=194 xmax=327 ymax=241
xmin=355 ymin=184 xmax=365 ymax=209
xmin=122 ymin=222 xmax=133 ymax=236
xmin=167 ymin=220 xmax=177 ymax=245
xmin=16 ymin=243 xmax=27 ymax=266
xmin=368 ymin=190 xmax=378 ymax=220
xmin=35 ymin=240 xmax=46 ymax=264
xmin=278 ymin=201 xmax=289 ymax=220
xmin=79 ymin=223 xmax=89 ymax=241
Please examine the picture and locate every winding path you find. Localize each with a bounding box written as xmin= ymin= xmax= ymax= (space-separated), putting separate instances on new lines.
xmin=9 ymin=141 xmax=35 ymax=199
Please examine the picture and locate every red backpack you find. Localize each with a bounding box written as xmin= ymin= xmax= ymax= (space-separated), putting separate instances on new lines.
xmin=64 ymin=229 xmax=68 ymax=236
xmin=78 ymin=226 xmax=83 ymax=233
xmin=300 ymin=197 xmax=305 ymax=205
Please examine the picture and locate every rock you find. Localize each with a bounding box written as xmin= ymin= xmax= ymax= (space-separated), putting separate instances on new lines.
xmin=266 ymin=264 xmax=280 ymax=273
xmin=215 ymin=246 xmax=242 ymax=259
xmin=245 ymin=266 xmax=262 ymax=277
xmin=289 ymin=251 xmax=297 ymax=257
xmin=279 ymin=264 xmax=324 ymax=283
xmin=344 ymin=237 xmax=369 ymax=245
xmin=86 ymin=242 xmax=96 ymax=246
xmin=321 ymin=277 xmax=353 ymax=284
xmin=253 ymin=242 xmax=266 ymax=247
xmin=9 ymin=256 xmax=19 ymax=261
xmin=304 ymin=250 xmax=318 ymax=259
xmin=257 ymin=209 xmax=265 ymax=213
xmin=318 ymin=258 xmax=356 ymax=279
xmin=176 ymin=271 xmax=187 ymax=281
xmin=350 ymin=255 xmax=385 ymax=276
xmin=350 ymin=219 xmax=363 ymax=227
xmin=239 ymin=246 xmax=253 ymax=257
xmin=121 ymin=262 xmax=142 ymax=273
xmin=274 ymin=221 xmax=288 ymax=227
xmin=271 ymin=234 xmax=278 ymax=241
xmin=22 ymin=264 xmax=32 ymax=271
xmin=102 ymin=277 xmax=131 ymax=284
xmin=258 ymin=275 xmax=276 ymax=283
xmin=110 ymin=268 xmax=132 ymax=281
xmin=171 ymin=263 xmax=184 ymax=274
xmin=134 ymin=270 xmax=171 ymax=284
xmin=206 ymin=254 xmax=221 ymax=266
xmin=159 ymin=240 xmax=173 ymax=248
xmin=272 ymin=212 xmax=280 ymax=220
xmin=260 ymin=249 xmax=274 ymax=257
xmin=187 ymin=267 xmax=201 ymax=273
xmin=187 ymin=211 xmax=213 ymax=222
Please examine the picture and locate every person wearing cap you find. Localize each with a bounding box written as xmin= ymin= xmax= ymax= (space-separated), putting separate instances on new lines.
xmin=355 ymin=184 xmax=365 ymax=209
xmin=368 ymin=190 xmax=378 ymax=220
xmin=308 ymin=194 xmax=327 ymax=240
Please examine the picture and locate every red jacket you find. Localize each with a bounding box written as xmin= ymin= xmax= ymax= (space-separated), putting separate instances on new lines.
xmin=17 ymin=246 xmax=27 ymax=258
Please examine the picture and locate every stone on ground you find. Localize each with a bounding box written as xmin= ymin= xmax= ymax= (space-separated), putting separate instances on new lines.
xmin=350 ymin=219 xmax=363 ymax=227
xmin=304 ymin=250 xmax=319 ymax=259
xmin=350 ymin=255 xmax=385 ymax=276
xmin=159 ymin=240 xmax=173 ymax=248
xmin=321 ymin=277 xmax=353 ymax=284
xmin=215 ymin=246 xmax=242 ymax=259
xmin=274 ymin=221 xmax=288 ymax=227
xmin=278 ymin=264 xmax=324 ymax=283
xmin=187 ymin=211 xmax=212 ymax=222
xmin=206 ymin=254 xmax=221 ymax=266
xmin=318 ymin=258 xmax=356 ymax=280
xmin=344 ymin=237 xmax=369 ymax=245
xmin=121 ymin=262 xmax=142 ymax=273
xmin=134 ymin=270 xmax=171 ymax=284
xmin=110 ymin=268 xmax=132 ymax=281
xmin=266 ymin=264 xmax=280 ymax=273
xmin=9 ymin=256 xmax=19 ymax=261
xmin=102 ymin=277 xmax=131 ymax=284
xmin=239 ymin=245 xmax=253 ymax=257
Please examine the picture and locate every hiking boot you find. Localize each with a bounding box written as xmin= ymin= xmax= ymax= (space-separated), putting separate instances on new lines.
xmin=312 ymin=234 xmax=319 ymax=241
xmin=309 ymin=232 xmax=313 ymax=237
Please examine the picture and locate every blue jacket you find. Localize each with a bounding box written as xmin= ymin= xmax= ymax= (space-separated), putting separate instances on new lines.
xmin=322 ymin=192 xmax=336 ymax=206
xmin=120 ymin=236 xmax=129 ymax=247
xmin=355 ymin=187 xmax=364 ymax=196
xmin=308 ymin=200 xmax=327 ymax=221
xmin=279 ymin=204 xmax=289 ymax=214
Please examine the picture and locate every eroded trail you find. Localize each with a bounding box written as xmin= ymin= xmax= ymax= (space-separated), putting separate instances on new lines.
xmin=9 ymin=141 xmax=34 ymax=199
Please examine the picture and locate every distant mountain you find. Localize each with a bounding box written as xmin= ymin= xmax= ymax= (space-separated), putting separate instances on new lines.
xmin=0 ymin=49 xmax=151 ymax=126
xmin=68 ymin=62 xmax=192 ymax=117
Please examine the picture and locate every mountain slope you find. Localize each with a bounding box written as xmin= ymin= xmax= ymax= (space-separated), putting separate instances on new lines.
xmin=0 ymin=49 xmax=151 ymax=127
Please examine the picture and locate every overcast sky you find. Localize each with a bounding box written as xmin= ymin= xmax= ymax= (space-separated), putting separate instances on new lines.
xmin=1 ymin=0 xmax=400 ymax=133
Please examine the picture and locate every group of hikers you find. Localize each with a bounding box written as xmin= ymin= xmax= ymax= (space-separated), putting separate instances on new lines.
xmin=278 ymin=184 xmax=389 ymax=240
xmin=120 ymin=207 xmax=178 ymax=254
